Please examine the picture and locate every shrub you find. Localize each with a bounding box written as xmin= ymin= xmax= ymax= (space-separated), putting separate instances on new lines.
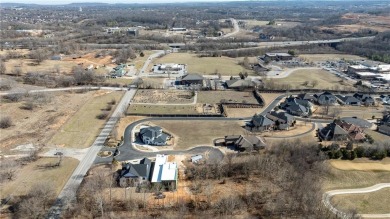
xmin=109 ymin=98 xmax=116 ymax=105
xmin=0 ymin=116 xmax=12 ymax=129
xmin=96 ymin=112 xmax=109 ymax=120
xmin=105 ymin=105 xmax=112 ymax=111
xmin=3 ymin=93 xmax=24 ymax=102
xmin=21 ymin=101 xmax=35 ymax=110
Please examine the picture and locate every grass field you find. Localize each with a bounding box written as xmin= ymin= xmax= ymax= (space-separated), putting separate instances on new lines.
xmin=128 ymin=104 xmax=199 ymax=115
xmin=150 ymin=52 xmax=253 ymax=76
xmin=197 ymin=91 xmax=259 ymax=104
xmin=331 ymin=188 xmax=390 ymax=214
xmin=4 ymin=59 xmax=78 ymax=75
xmin=299 ymin=54 xmax=365 ymax=62
xmin=330 ymin=158 xmax=390 ymax=171
xmin=323 ymin=162 xmax=390 ymax=191
xmin=273 ymin=69 xmax=355 ymax=89
xmin=365 ymin=129 xmax=390 ymax=144
xmin=49 ymin=90 xmax=124 ymax=148
xmin=104 ymin=77 xmax=132 ymax=86
xmin=150 ymin=120 xmax=246 ymax=149
xmin=0 ymin=157 xmax=79 ymax=198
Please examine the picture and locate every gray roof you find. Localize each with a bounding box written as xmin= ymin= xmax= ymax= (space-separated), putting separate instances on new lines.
xmin=225 ymin=79 xmax=254 ymax=88
xmin=252 ymin=114 xmax=275 ymax=127
xmin=121 ymin=163 xmax=150 ymax=178
xmin=181 ymin=74 xmax=204 ymax=81
xmin=336 ymin=95 xmax=361 ymax=104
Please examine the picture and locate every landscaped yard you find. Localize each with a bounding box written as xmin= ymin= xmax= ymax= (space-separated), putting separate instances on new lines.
xmin=149 ymin=52 xmax=254 ymax=76
xmin=273 ymin=69 xmax=355 ymax=90
xmin=197 ymin=91 xmax=259 ymax=104
xmin=150 ymin=120 xmax=246 ymax=149
xmin=49 ymin=90 xmax=124 ymax=148
xmin=0 ymin=157 xmax=79 ymax=198
xmin=133 ymin=89 xmax=194 ymax=104
xmin=331 ymin=188 xmax=390 ymax=214
xmin=127 ymin=105 xmax=199 ymax=115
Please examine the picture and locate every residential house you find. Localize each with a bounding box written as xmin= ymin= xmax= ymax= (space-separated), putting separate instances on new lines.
xmin=378 ymin=124 xmax=390 ymax=136
xmin=178 ymin=74 xmax=204 ymax=86
xmin=280 ymin=96 xmax=313 ymax=117
xmin=319 ymin=119 xmax=366 ymax=141
xmin=224 ymin=135 xmax=266 ymax=151
xmin=297 ymin=93 xmax=316 ymax=102
xmin=139 ymin=126 xmax=170 ymax=146
xmin=248 ymin=111 xmax=295 ymax=132
xmin=336 ymin=95 xmax=361 ymax=106
xmin=119 ymin=158 xmax=152 ymax=187
xmin=249 ymin=114 xmax=275 ymax=132
xmin=380 ymin=95 xmax=390 ymax=105
xmin=151 ymin=154 xmax=178 ymax=190
xmin=353 ymin=93 xmax=375 ymax=106
xmin=313 ymin=92 xmax=337 ymax=105
xmin=225 ymin=79 xmax=255 ymax=89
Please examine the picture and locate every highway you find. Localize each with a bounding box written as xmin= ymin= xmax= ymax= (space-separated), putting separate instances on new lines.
xmin=46 ymin=88 xmax=136 ymax=218
xmin=323 ymin=183 xmax=390 ymax=219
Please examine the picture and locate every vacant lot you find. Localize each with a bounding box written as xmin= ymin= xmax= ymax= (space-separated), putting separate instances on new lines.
xmin=150 ymin=52 xmax=253 ymax=76
xmin=273 ymin=69 xmax=355 ymax=90
xmin=331 ymin=188 xmax=390 ymax=214
xmin=150 ymin=120 xmax=246 ymax=149
xmin=0 ymin=91 xmax=99 ymax=154
xmin=133 ymin=89 xmax=194 ymax=104
xmin=0 ymin=157 xmax=79 ymax=198
xmin=49 ymin=90 xmax=124 ymax=148
xmin=3 ymin=58 xmax=78 ymax=75
xmin=104 ymin=78 xmax=132 ymax=86
xmin=330 ymin=158 xmax=390 ymax=171
xmin=365 ymin=129 xmax=390 ymax=144
xmin=299 ymin=54 xmax=365 ymax=62
xmin=197 ymin=91 xmax=259 ymax=104
xmin=338 ymin=105 xmax=385 ymax=120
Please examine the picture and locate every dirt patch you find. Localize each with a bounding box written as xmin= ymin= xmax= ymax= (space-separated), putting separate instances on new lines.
xmin=330 ymin=158 xmax=390 ymax=172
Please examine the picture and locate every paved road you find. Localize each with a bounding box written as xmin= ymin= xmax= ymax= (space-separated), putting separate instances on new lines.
xmin=138 ymin=50 xmax=165 ymax=76
xmin=323 ymin=183 xmax=390 ymax=218
xmin=46 ymin=88 xmax=137 ymax=218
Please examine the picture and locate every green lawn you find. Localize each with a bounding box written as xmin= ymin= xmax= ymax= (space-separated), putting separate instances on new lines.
xmin=49 ymin=91 xmax=124 ymax=148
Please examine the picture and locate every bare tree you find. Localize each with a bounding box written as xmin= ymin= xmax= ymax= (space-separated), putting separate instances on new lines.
xmin=30 ymin=49 xmax=48 ymax=65
xmin=16 ymin=183 xmax=56 ymax=218
xmin=0 ymin=60 xmax=6 ymax=74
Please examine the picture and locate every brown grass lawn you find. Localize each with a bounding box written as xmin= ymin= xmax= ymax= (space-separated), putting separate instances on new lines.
xmin=127 ymin=104 xmax=199 ymax=115
xmin=260 ymin=121 xmax=313 ymax=137
xmin=150 ymin=120 xmax=246 ymax=149
xmin=299 ymin=54 xmax=366 ymax=62
xmin=149 ymin=52 xmax=254 ymax=76
xmin=338 ymin=105 xmax=385 ymax=120
xmin=273 ymin=69 xmax=355 ymax=90
xmin=49 ymin=90 xmax=124 ymax=148
xmin=104 ymin=78 xmax=132 ymax=86
xmin=331 ymin=188 xmax=390 ymax=214
xmin=330 ymin=158 xmax=390 ymax=172
xmin=197 ymin=91 xmax=259 ymax=104
xmin=0 ymin=157 xmax=79 ymax=198
xmin=323 ymin=162 xmax=390 ymax=191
